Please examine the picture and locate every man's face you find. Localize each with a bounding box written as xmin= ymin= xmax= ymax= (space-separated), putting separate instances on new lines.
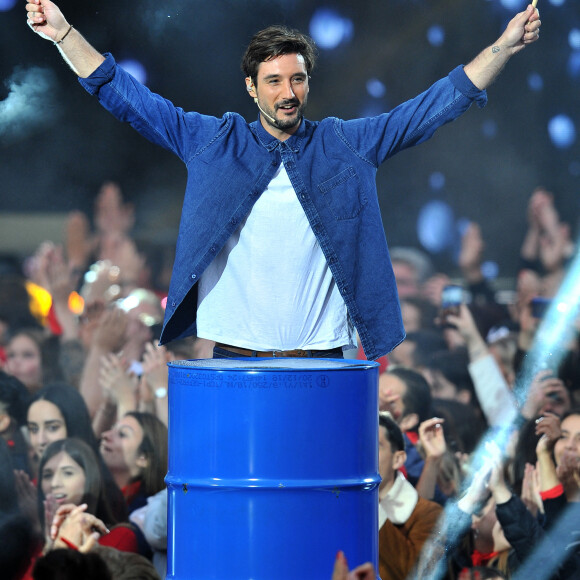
xmin=378 ymin=373 xmax=407 ymax=420
xmin=392 ymin=262 xmax=420 ymax=299
xmin=246 ymin=53 xmax=309 ymax=137
xmin=378 ymin=425 xmax=405 ymax=494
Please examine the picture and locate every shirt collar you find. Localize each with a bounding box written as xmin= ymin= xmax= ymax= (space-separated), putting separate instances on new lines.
xmin=378 ymin=471 xmax=419 ymax=528
xmin=250 ymin=115 xmax=306 ymax=153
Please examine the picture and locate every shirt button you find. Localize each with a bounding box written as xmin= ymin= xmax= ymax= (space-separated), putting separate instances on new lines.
xmin=271 ymin=160 xmax=277 ymax=166
xmin=210 ymin=246 xmax=216 ymax=253
xmin=191 ymin=274 xmax=197 ymax=279
xmin=301 ymin=194 xmax=306 ymax=200
xmin=230 ymin=218 xmax=238 ymax=225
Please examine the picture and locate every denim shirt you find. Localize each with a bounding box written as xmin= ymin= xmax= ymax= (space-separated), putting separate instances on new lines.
xmin=79 ymin=54 xmax=487 ymax=360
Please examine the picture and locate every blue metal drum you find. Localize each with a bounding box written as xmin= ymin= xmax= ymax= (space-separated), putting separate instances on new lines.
xmin=166 ymin=358 xmax=380 ymax=580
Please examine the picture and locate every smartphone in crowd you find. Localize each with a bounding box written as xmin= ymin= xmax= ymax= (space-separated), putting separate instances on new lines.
xmin=441 ymin=284 xmax=463 ymax=317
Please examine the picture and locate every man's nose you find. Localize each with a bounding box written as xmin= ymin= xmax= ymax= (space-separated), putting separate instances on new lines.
xmin=281 ymin=80 xmax=295 ymax=99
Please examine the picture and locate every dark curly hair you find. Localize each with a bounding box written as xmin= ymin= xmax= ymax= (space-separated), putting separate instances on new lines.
xmin=241 ymin=25 xmax=317 ymax=86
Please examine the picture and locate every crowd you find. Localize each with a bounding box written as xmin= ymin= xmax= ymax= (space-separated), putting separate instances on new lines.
xmin=1 ymin=181 xmax=579 ymax=580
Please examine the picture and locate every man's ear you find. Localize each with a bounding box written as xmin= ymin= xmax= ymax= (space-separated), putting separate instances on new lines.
xmin=392 ymin=450 xmax=407 ymax=471
xmin=0 ymin=413 xmax=11 ymax=434
xmin=399 ymin=413 xmax=419 ymax=433
xmin=245 ymin=77 xmax=256 ymax=98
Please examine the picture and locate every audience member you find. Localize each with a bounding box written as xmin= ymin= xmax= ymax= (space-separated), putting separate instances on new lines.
xmin=5 ymin=165 xmax=580 ymax=578
xmin=100 ymin=412 xmax=168 ymax=514
xmin=4 ymin=329 xmax=58 ymax=395
xmin=0 ymin=371 xmax=32 ymax=473
xmin=390 ymin=247 xmax=435 ymax=300
xmin=378 ymin=413 xmax=442 ymax=580
xmin=37 ymin=438 xmax=143 ymax=555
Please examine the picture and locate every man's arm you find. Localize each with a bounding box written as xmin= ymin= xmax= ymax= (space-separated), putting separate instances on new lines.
xmin=464 ymin=4 xmax=541 ymax=90
xmin=26 ymin=0 xmax=104 ymax=77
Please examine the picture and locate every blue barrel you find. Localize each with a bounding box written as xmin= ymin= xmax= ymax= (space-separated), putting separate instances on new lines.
xmin=166 ymin=358 xmax=380 ymax=580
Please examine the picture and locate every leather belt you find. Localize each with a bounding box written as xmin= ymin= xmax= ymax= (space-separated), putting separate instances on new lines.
xmin=215 ymin=343 xmax=321 ymax=358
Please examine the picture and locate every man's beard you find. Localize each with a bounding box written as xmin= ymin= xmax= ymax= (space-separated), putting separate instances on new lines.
xmin=262 ymin=98 xmax=306 ymax=131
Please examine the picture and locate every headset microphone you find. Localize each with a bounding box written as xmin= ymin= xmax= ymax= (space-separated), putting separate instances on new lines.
xmin=247 ymin=84 xmax=278 ymax=125
xmin=254 ymin=98 xmax=277 ymax=125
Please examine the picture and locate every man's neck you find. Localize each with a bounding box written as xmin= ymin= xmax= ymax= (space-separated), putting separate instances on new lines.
xmin=259 ymin=115 xmax=300 ymax=142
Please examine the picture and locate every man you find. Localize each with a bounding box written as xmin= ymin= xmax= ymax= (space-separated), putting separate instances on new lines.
xmin=377 ymin=412 xmax=442 ymax=580
xmin=26 ymin=1 xmax=541 ymax=360
xmin=378 ymin=367 xmax=449 ymax=504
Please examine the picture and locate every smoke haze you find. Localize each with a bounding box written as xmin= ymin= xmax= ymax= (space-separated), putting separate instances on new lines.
xmin=0 ymin=67 xmax=60 ymax=144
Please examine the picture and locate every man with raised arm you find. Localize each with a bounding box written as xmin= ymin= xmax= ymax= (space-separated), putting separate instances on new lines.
xmin=26 ymin=1 xmax=541 ymax=361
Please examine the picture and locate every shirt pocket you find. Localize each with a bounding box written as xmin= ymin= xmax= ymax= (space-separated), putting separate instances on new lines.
xmin=317 ymin=166 xmax=368 ymax=220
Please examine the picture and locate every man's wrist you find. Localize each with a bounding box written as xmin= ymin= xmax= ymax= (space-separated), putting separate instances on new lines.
xmin=54 ymin=24 xmax=73 ymax=45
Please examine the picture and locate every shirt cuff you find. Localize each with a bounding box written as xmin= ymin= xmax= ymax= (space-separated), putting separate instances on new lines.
xmin=78 ymin=53 xmax=116 ymax=95
xmin=540 ymin=483 xmax=564 ymax=500
xmin=449 ymin=65 xmax=488 ymax=108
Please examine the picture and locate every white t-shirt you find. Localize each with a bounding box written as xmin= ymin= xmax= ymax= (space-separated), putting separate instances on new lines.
xmin=196 ymin=164 xmax=356 ymax=351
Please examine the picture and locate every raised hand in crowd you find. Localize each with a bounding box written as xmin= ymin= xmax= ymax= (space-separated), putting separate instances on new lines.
xmin=94 ymin=182 xmax=135 ymax=239
xmin=92 ymin=353 xmax=138 ymax=437
xmin=535 ymin=412 xmax=562 ymax=495
xmin=49 ymin=503 xmax=108 ymax=554
xmin=520 ymin=462 xmax=543 ymax=517
xmin=446 ymin=304 xmax=488 ymax=362
xmin=521 ymin=188 xmax=555 ymax=266
xmin=416 ymin=417 xmax=447 ymax=501
xmin=331 ymin=551 xmax=376 ymax=580
xmin=32 ymin=242 xmax=80 ymax=341
xmin=80 ymin=308 xmax=129 ymax=416
xmin=521 ymin=370 xmax=570 ymax=420
xmin=138 ymin=342 xmax=171 ymax=426
xmin=14 ymin=468 xmax=42 ymax=538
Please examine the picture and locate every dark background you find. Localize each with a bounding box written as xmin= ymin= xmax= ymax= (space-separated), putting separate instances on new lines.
xmin=1 ymin=0 xmax=579 ymax=279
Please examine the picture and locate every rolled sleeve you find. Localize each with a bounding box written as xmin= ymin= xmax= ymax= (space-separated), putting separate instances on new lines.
xmin=449 ymin=65 xmax=488 ymax=108
xmin=78 ymin=53 xmax=117 ymax=95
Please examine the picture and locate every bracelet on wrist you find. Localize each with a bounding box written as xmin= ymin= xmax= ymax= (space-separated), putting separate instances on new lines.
xmin=54 ymin=24 xmax=73 ymax=45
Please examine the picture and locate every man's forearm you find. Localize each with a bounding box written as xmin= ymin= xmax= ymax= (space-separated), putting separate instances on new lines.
xmin=55 ymin=27 xmax=105 ymax=78
xmin=463 ymin=42 xmax=515 ymax=90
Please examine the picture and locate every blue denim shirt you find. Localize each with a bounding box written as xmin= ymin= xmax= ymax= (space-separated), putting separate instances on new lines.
xmin=79 ymin=54 xmax=486 ymax=360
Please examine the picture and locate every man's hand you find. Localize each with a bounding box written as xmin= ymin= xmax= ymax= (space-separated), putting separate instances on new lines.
xmin=331 ymin=551 xmax=376 ymax=580
xmin=464 ymin=5 xmax=541 ymax=90
xmin=418 ymin=417 xmax=446 ymax=460
xmin=26 ymin=0 xmax=69 ymax=43
xmin=498 ymin=4 xmax=541 ymax=55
